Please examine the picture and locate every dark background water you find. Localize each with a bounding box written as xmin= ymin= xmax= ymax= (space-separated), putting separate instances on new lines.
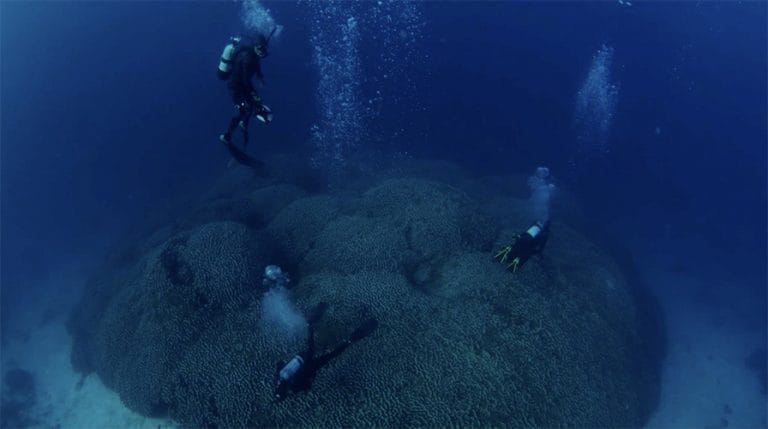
xmin=1 ymin=0 xmax=765 ymax=356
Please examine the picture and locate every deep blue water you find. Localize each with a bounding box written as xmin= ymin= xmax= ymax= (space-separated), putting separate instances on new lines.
xmin=1 ymin=0 xmax=766 ymax=425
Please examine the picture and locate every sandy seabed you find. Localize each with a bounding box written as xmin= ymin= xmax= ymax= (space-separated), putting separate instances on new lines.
xmin=1 ymin=260 xmax=175 ymax=429
xmin=639 ymin=236 xmax=767 ymax=429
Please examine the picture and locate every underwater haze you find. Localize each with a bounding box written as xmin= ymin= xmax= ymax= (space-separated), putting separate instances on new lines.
xmin=1 ymin=1 xmax=766 ymax=428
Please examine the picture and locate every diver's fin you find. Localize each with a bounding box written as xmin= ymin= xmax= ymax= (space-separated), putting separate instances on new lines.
xmin=223 ymin=140 xmax=265 ymax=170
xmin=349 ymin=318 xmax=378 ymax=343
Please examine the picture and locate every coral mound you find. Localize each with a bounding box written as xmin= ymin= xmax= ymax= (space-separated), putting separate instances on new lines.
xmin=68 ymin=161 xmax=663 ymax=427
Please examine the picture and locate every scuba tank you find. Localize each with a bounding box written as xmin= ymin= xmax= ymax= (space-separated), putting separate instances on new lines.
xmin=217 ymin=36 xmax=241 ymax=80
xmin=218 ymin=28 xmax=277 ymax=80
xmin=274 ymin=354 xmax=304 ymax=399
xmin=278 ymin=355 xmax=304 ymax=382
xmin=525 ymin=221 xmax=544 ymax=239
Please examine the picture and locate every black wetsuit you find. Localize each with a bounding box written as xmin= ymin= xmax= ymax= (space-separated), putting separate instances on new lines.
xmin=273 ymin=325 xmax=352 ymax=400
xmin=510 ymin=221 xmax=550 ymax=267
xmin=273 ymin=316 xmax=378 ymax=401
xmin=223 ymin=43 xmax=264 ymax=146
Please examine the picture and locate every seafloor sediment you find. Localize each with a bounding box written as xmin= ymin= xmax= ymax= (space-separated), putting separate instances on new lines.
xmin=66 ymin=157 xmax=664 ymax=427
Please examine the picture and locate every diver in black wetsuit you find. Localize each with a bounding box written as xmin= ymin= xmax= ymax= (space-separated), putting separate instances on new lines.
xmin=273 ymin=306 xmax=378 ymax=401
xmin=217 ymin=31 xmax=274 ymax=150
xmin=494 ymin=220 xmax=551 ymax=273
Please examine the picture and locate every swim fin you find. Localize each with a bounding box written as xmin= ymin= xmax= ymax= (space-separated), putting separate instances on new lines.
xmin=223 ymin=139 xmax=265 ymax=170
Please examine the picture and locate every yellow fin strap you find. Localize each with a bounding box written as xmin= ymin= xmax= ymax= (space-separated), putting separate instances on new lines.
xmin=507 ymin=257 xmax=520 ymax=273
xmin=494 ymin=246 xmax=512 ymax=264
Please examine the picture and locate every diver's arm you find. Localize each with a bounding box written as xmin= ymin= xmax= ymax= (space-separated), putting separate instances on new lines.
xmin=314 ymin=341 xmax=351 ymax=369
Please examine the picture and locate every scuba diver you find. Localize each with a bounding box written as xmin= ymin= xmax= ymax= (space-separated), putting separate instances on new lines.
xmin=274 ymin=304 xmax=378 ymax=401
xmin=494 ymin=220 xmax=551 ymax=273
xmin=217 ymin=30 xmax=275 ymax=168
xmin=262 ymin=264 xmax=289 ymax=289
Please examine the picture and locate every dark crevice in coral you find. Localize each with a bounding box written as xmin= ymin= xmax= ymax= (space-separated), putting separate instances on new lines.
xmin=160 ymin=237 xmax=193 ymax=286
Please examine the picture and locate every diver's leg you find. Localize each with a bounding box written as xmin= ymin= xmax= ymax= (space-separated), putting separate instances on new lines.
xmin=241 ymin=124 xmax=250 ymax=148
xmin=228 ymin=114 xmax=241 ymax=134
xmin=238 ymin=104 xmax=252 ymax=148
xmin=313 ymin=318 xmax=376 ymax=369
xmin=314 ymin=341 xmax=350 ymax=369
xmin=222 ymin=92 xmax=245 ymax=144
xmin=221 ymin=114 xmax=240 ymax=144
